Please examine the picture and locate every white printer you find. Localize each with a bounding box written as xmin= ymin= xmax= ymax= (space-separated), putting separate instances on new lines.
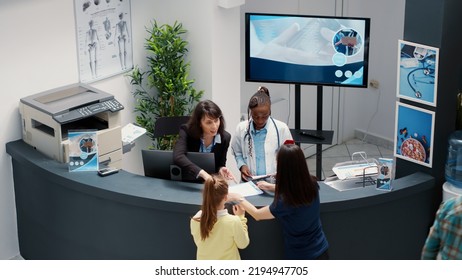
xmin=19 ymin=83 xmax=124 ymax=169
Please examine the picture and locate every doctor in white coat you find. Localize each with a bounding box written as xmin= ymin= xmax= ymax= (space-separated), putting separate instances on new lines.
xmin=231 ymin=86 xmax=293 ymax=190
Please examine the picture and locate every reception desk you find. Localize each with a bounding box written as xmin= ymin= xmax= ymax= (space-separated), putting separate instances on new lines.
xmin=6 ymin=140 xmax=436 ymax=260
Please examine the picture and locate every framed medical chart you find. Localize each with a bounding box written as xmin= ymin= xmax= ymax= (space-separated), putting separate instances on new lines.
xmin=397 ymin=40 xmax=439 ymax=107
xmin=394 ymin=102 xmax=435 ymax=168
xmin=74 ymin=0 xmax=133 ymax=83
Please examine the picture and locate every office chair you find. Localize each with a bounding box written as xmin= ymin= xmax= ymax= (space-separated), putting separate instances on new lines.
xmin=153 ymin=116 xmax=190 ymax=138
xmin=152 ymin=116 xmax=190 ymax=150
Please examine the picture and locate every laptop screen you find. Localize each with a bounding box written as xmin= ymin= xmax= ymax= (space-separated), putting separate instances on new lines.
xmin=141 ymin=149 xmax=215 ymax=182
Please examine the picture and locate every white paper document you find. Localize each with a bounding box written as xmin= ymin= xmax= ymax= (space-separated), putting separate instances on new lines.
xmin=229 ymin=181 xmax=263 ymax=197
xmin=122 ymin=123 xmax=147 ymax=143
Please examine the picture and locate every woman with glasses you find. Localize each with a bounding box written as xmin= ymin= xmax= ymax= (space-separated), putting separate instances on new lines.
xmin=231 ymin=86 xmax=292 ymax=190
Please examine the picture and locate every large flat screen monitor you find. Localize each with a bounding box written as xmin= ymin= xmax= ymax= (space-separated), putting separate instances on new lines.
xmin=245 ymin=13 xmax=370 ymax=87
xmin=141 ymin=149 xmax=215 ymax=182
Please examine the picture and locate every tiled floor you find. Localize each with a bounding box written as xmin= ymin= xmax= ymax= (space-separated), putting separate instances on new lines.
xmin=305 ymin=138 xmax=394 ymax=180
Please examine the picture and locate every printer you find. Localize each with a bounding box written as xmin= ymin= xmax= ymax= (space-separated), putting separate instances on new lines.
xmin=19 ymin=83 xmax=124 ymax=169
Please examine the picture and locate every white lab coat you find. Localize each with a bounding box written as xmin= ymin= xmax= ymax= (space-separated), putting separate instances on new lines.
xmin=231 ymin=117 xmax=293 ymax=176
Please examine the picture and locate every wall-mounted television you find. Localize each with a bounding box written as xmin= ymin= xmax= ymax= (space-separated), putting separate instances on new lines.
xmin=245 ymin=13 xmax=371 ymax=87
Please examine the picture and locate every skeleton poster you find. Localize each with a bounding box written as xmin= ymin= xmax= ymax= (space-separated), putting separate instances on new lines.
xmin=74 ymin=0 xmax=133 ymax=83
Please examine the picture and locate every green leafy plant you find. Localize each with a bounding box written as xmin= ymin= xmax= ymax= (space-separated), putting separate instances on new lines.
xmin=128 ymin=20 xmax=203 ymax=150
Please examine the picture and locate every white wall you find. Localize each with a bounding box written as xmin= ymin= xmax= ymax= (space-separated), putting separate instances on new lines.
xmin=340 ymin=0 xmax=405 ymax=142
xmin=0 ymin=0 xmax=242 ymax=259
xmin=0 ymin=0 xmax=403 ymax=259
xmin=0 ymin=0 xmax=78 ymax=260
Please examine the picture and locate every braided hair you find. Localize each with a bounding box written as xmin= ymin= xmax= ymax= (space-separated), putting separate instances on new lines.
xmin=245 ymin=86 xmax=271 ymax=157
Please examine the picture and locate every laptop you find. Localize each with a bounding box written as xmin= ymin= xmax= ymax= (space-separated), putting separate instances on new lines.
xmin=141 ymin=149 xmax=215 ymax=182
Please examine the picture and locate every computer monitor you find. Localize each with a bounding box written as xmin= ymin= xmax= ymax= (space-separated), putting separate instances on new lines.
xmin=141 ymin=149 xmax=215 ymax=182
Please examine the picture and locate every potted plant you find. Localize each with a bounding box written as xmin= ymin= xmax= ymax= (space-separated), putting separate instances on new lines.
xmin=128 ymin=20 xmax=203 ymax=150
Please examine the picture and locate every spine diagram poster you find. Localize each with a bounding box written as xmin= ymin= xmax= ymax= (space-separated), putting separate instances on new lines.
xmin=74 ymin=0 xmax=133 ymax=83
xmin=397 ymin=40 xmax=439 ymax=107
xmin=394 ymin=102 xmax=435 ymax=168
xmin=68 ymin=130 xmax=99 ymax=172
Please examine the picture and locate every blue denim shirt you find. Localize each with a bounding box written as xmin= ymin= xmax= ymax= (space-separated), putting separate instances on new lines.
xmin=200 ymin=133 xmax=222 ymax=153
xmin=251 ymin=124 xmax=267 ymax=176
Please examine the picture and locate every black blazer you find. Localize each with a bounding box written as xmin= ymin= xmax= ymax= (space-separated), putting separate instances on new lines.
xmin=173 ymin=124 xmax=231 ymax=180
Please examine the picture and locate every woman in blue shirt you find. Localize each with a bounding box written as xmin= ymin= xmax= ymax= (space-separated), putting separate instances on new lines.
xmin=228 ymin=141 xmax=329 ymax=259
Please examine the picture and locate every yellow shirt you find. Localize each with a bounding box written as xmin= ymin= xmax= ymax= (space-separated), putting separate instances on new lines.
xmin=190 ymin=209 xmax=249 ymax=260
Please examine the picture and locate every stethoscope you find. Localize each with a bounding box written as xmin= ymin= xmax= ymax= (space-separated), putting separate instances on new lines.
xmin=403 ymin=52 xmax=436 ymax=99
xmin=244 ymin=116 xmax=280 ymax=158
xmin=407 ymin=66 xmax=435 ymax=99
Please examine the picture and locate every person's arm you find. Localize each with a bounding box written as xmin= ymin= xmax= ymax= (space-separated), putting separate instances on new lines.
xmin=421 ymin=207 xmax=443 ymax=260
xmin=231 ymin=124 xmax=254 ymax=181
xmin=241 ymin=200 xmax=274 ymax=221
xmin=228 ymin=193 xmax=274 ymax=221
xmin=279 ymin=121 xmax=294 ymax=142
xmin=197 ymin=169 xmax=212 ymax=181
xmin=173 ymin=126 xmax=203 ymax=178
xmin=239 ymin=165 xmax=252 ymax=181
xmin=232 ymin=205 xmax=250 ymax=249
xmin=231 ymin=123 xmax=247 ymax=171
xmin=256 ymin=181 xmax=275 ymax=192
xmin=421 ymin=225 xmax=440 ymax=260
xmin=216 ymin=131 xmax=231 ymax=169
xmin=214 ymin=132 xmax=236 ymax=181
xmin=219 ymin=167 xmax=237 ymax=183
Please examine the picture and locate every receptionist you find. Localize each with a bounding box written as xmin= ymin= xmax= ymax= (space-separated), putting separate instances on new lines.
xmin=173 ymin=100 xmax=236 ymax=182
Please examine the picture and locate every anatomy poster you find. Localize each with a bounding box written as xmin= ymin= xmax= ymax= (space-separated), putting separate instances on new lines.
xmin=397 ymin=40 xmax=439 ymax=107
xmin=74 ymin=0 xmax=133 ymax=83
